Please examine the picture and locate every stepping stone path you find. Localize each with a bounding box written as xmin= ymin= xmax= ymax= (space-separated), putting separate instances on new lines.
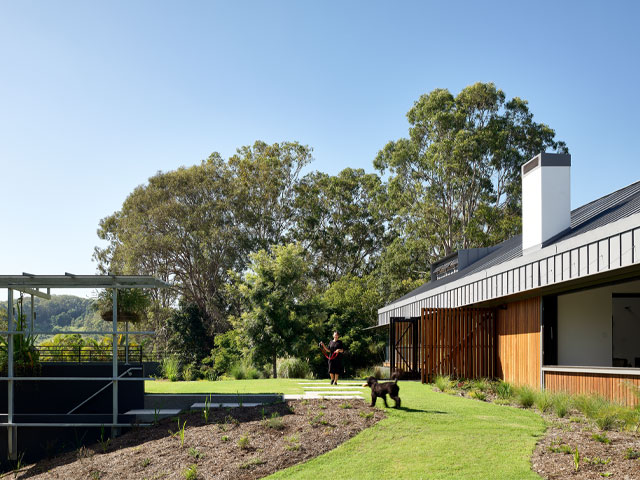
xmin=282 ymin=382 xmax=366 ymax=401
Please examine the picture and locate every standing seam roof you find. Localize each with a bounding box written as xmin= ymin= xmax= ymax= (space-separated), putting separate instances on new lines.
xmin=387 ymin=180 xmax=640 ymax=306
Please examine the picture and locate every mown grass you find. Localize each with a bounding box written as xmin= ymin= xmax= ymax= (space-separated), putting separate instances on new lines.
xmin=150 ymin=379 xmax=545 ymax=479
xmin=266 ymin=381 xmax=543 ymax=479
xmin=147 ymin=378 xmax=311 ymax=395
xmin=146 ymin=378 xmax=367 ymax=399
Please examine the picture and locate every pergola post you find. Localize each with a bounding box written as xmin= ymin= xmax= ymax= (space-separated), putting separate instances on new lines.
xmin=111 ymin=288 xmax=118 ymax=438
xmin=7 ymin=288 xmax=16 ymax=460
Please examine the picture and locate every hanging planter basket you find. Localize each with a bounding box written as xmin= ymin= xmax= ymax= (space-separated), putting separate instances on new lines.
xmin=100 ymin=310 xmax=141 ymax=323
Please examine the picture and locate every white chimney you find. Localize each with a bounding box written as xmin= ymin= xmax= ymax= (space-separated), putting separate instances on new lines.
xmin=521 ymin=152 xmax=571 ymax=252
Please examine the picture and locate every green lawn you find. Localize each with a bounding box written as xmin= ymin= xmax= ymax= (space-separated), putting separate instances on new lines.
xmin=146 ymin=379 xmax=545 ymax=479
xmin=145 ymin=378 xmax=343 ymax=395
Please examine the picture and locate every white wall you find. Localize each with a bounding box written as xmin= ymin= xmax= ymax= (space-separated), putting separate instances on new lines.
xmin=557 ymin=279 xmax=640 ymax=366
xmin=522 ymin=164 xmax=570 ymax=252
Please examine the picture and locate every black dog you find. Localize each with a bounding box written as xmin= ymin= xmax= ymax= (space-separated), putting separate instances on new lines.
xmin=363 ymin=372 xmax=401 ymax=408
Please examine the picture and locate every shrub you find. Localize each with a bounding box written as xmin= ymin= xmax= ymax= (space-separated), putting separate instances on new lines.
xmin=469 ymin=390 xmax=487 ymax=401
xmin=471 ymin=379 xmax=490 ymax=392
xmin=245 ymin=366 xmax=260 ymax=379
xmin=182 ymin=363 xmax=198 ymax=381
xmin=494 ymin=381 xmax=513 ymax=400
xmin=625 ymin=448 xmax=640 ymax=460
xmin=591 ymin=432 xmax=611 ymax=444
xmin=240 ymin=457 xmax=265 ymax=469
xmin=161 ymin=356 xmax=181 ymax=382
xmin=285 ymin=435 xmax=300 ymax=451
xmin=515 ymin=386 xmax=535 ymax=408
xmin=434 ymin=375 xmax=452 ymax=392
xmin=238 ymin=435 xmax=250 ymax=449
xmin=182 ymin=464 xmax=198 ymax=480
xmin=229 ymin=363 xmax=245 ymax=380
xmin=277 ymin=357 xmax=310 ymax=379
xmin=230 ymin=361 xmax=260 ymax=380
xmin=358 ymin=365 xmax=389 ymax=379
xmin=264 ymin=412 xmax=285 ymax=430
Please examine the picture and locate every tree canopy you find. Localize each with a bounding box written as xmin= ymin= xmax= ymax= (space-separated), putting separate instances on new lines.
xmin=91 ymin=83 xmax=568 ymax=377
xmin=374 ymin=82 xmax=568 ymax=277
xmin=232 ymin=243 xmax=322 ymax=377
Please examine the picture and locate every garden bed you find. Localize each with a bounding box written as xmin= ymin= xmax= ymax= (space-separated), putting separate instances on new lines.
xmin=432 ymin=377 xmax=640 ymax=479
xmin=12 ymin=399 xmax=384 ymax=479
xmin=532 ymin=414 xmax=640 ymax=479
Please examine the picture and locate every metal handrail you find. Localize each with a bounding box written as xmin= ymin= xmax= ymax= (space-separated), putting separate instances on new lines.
xmin=36 ymin=345 xmax=145 ymax=363
xmin=67 ymin=367 xmax=143 ymax=415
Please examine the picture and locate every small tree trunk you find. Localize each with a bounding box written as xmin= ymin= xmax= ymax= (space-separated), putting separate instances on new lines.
xmin=272 ymin=354 xmax=277 ymax=378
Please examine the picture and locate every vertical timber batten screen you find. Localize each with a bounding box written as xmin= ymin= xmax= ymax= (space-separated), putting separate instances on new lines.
xmin=421 ymin=307 xmax=497 ymax=383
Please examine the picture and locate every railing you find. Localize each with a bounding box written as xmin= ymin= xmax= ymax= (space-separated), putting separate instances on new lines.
xmin=35 ymin=346 xmax=164 ymax=364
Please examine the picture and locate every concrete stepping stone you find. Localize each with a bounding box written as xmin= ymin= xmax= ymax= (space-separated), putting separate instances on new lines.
xmin=298 ymin=382 xmax=362 ymax=385
xmin=304 ymin=390 xmax=365 ymax=395
xmin=125 ymin=409 xmax=181 ymax=422
xmin=303 ymin=386 xmax=364 ymax=389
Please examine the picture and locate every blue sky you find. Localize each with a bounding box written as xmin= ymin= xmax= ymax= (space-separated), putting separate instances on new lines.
xmin=1 ymin=0 xmax=639 ymax=296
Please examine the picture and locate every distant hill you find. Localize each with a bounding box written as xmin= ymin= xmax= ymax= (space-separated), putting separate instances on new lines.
xmin=0 ymin=294 xmax=105 ymax=340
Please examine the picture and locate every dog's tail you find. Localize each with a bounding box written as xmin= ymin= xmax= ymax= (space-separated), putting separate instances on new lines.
xmin=391 ymin=370 xmax=401 ymax=384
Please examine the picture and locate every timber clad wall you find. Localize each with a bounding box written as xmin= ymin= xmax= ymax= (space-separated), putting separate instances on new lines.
xmin=545 ymin=372 xmax=640 ymax=407
xmin=496 ymin=297 xmax=541 ymax=389
xmin=420 ymin=308 xmax=496 ymax=383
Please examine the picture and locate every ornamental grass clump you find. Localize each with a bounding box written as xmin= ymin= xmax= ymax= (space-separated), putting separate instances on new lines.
xmin=515 ymin=386 xmax=535 ymax=408
xmin=434 ymin=375 xmax=452 ymax=393
xmin=534 ymin=391 xmax=553 ymax=413
xmin=552 ymin=392 xmax=571 ymax=418
xmin=230 ymin=362 xmax=260 ymax=380
xmin=573 ymin=394 xmax=608 ymax=420
xmin=277 ymin=357 xmax=310 ymax=379
xmin=161 ymin=356 xmax=181 ymax=382
xmin=469 ymin=390 xmax=487 ymax=401
xmin=595 ymin=409 xmax=620 ymax=431
xmin=494 ymin=381 xmax=513 ymax=400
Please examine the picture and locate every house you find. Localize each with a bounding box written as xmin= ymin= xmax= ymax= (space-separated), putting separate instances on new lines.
xmin=378 ymin=153 xmax=640 ymax=405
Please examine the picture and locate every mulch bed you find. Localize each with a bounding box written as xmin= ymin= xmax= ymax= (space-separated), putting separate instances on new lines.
xmin=11 ymin=399 xmax=384 ymax=480
xmin=531 ymin=414 xmax=640 ymax=479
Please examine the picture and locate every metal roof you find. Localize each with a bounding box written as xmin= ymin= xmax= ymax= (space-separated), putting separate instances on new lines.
xmin=388 ymin=179 xmax=640 ymax=306
xmin=0 ymin=274 xmax=170 ymax=289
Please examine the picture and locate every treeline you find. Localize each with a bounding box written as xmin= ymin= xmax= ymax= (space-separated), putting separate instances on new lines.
xmin=93 ymin=83 xmax=568 ymax=378
xmin=0 ymin=295 xmax=103 ymax=340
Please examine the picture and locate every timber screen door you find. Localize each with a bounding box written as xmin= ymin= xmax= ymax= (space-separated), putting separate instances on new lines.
xmin=389 ymin=317 xmax=420 ymax=378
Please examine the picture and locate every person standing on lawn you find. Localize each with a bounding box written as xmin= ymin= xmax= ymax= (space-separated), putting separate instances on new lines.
xmin=320 ymin=331 xmax=345 ymax=385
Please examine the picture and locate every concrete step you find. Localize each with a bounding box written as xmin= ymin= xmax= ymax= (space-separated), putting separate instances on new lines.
xmin=191 ymin=402 xmax=263 ymax=409
xmin=144 ymin=393 xmax=282 ymax=410
xmin=124 ymin=408 xmax=181 ymax=422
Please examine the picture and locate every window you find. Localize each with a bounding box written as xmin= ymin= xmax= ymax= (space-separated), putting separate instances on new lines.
xmin=612 ymin=294 xmax=640 ymax=368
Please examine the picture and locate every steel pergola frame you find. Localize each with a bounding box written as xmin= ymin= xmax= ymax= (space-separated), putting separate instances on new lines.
xmin=2 ymin=273 xmax=170 ymax=460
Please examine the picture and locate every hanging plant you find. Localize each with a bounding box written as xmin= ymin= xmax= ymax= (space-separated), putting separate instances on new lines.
xmin=94 ymin=288 xmax=151 ymax=323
